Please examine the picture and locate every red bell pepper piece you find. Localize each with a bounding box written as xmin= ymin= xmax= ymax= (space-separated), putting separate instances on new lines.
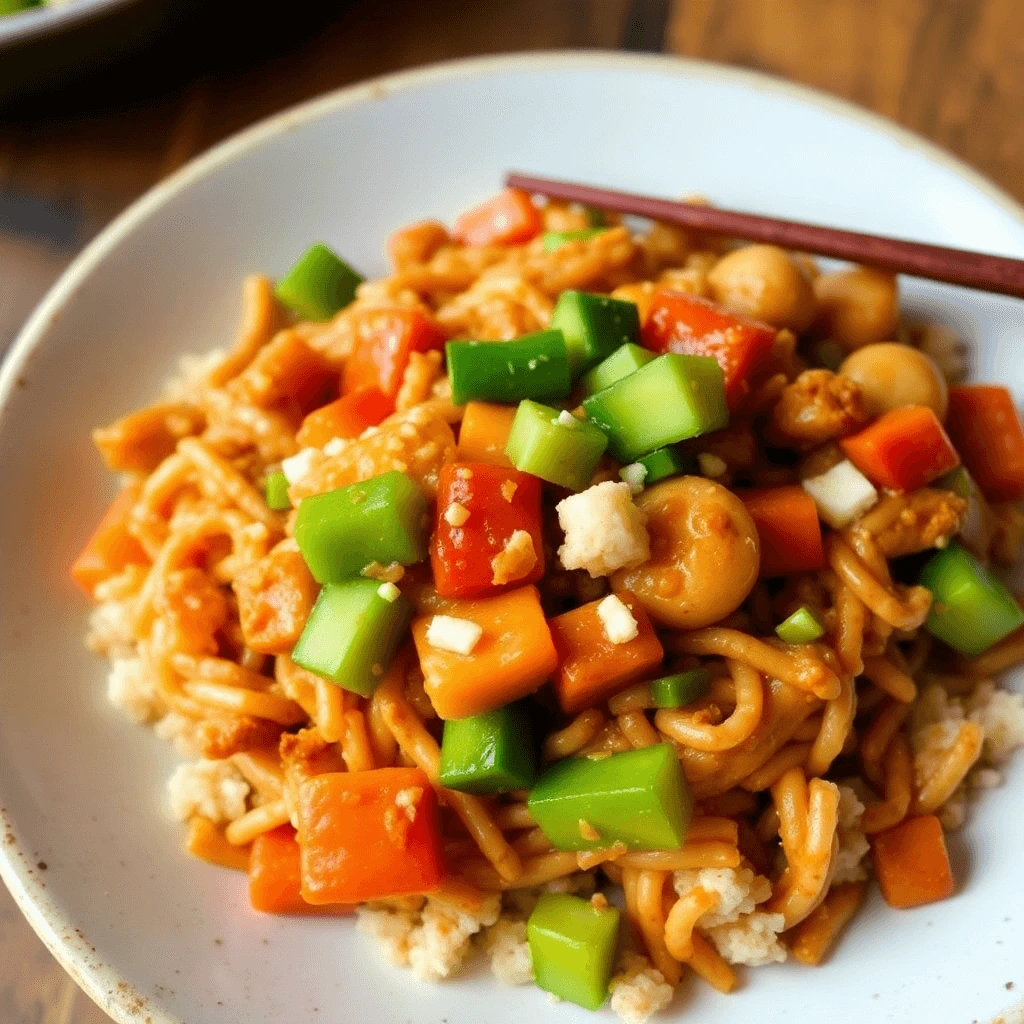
xmin=840 ymin=406 xmax=959 ymax=493
xmin=341 ymin=307 xmax=446 ymax=400
xmin=70 ymin=485 xmax=149 ymax=596
xmin=944 ymin=385 xmax=1024 ymax=503
xmin=641 ymin=289 xmax=776 ymax=410
xmin=452 ymin=188 xmax=543 ymax=247
xmin=741 ymin=485 xmax=824 ymax=578
xmin=296 ymin=387 xmax=392 ymax=448
xmin=431 ymin=462 xmax=544 ymax=598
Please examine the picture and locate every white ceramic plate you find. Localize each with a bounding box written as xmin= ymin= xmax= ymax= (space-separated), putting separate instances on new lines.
xmin=1 ymin=51 xmax=1023 ymax=1024
xmin=0 ymin=0 xmax=135 ymax=47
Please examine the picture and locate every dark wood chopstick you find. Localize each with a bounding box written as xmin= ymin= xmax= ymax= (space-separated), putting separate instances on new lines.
xmin=506 ymin=172 xmax=1024 ymax=300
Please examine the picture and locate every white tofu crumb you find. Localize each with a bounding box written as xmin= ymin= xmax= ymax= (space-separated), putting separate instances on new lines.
xmin=557 ymin=409 xmax=578 ymax=427
xmin=166 ymin=759 xmax=250 ymax=824
xmin=281 ymin=446 xmax=322 ymax=485
xmin=967 ymin=681 xmax=1024 ymax=764
xmin=444 ymin=502 xmax=471 ymax=527
xmin=597 ymin=594 xmax=639 ymax=645
xmin=356 ymin=903 xmax=420 ymax=966
xmin=833 ymin=784 xmax=870 ymax=884
xmin=154 ymin=712 xmax=203 ymax=757
xmin=609 ymin=952 xmax=674 ymax=1024
xmin=426 ymin=614 xmax=483 ymax=655
xmin=407 ymin=895 xmax=501 ymax=981
xmin=802 ymin=459 xmax=879 ymax=529
xmin=500 ymin=479 xmax=518 ymax=502
xmin=486 ymin=917 xmax=534 ymax=985
xmin=86 ymin=598 xmax=138 ymax=658
xmin=322 ymin=436 xmax=349 ymax=457
xmin=557 ymin=481 xmax=650 ymax=578
xmin=705 ymin=911 xmax=788 ymax=966
xmin=106 ymin=657 xmax=161 ymax=724
xmin=673 ymin=866 xmax=771 ymax=928
xmin=377 ymin=581 xmax=401 ymax=603
xmin=697 ymin=453 xmax=728 ymax=478
xmin=491 ymin=529 xmax=538 ymax=586
xmin=619 ymin=462 xmax=648 ymax=494
xmin=394 ymin=786 xmax=423 ymax=822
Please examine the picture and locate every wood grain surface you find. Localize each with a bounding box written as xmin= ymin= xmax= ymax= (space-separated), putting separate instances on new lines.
xmin=1 ymin=0 xmax=1021 ymax=1020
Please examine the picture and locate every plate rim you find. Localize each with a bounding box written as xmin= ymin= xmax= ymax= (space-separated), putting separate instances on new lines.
xmin=2 ymin=48 xmax=1024 ymax=1024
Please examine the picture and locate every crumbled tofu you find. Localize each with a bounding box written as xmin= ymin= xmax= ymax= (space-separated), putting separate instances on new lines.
xmin=426 ymin=614 xmax=483 ymax=655
xmin=281 ymin=447 xmax=323 ymax=485
xmin=395 ymin=786 xmax=423 ymax=822
xmin=597 ymin=594 xmax=639 ymax=645
xmin=491 ymin=529 xmax=537 ymax=586
xmin=377 ymin=581 xmax=401 ymax=603
xmin=407 ymin=895 xmax=501 ymax=982
xmin=444 ymin=502 xmax=471 ymax=527
xmin=557 ymin=481 xmax=650 ymax=578
xmin=673 ymin=866 xmax=772 ymax=928
xmin=322 ymin=436 xmax=350 ymax=457
xmin=154 ymin=712 xmax=203 ymax=757
xmin=86 ymin=597 xmax=138 ymax=658
xmin=619 ymin=463 xmax=647 ymax=495
xmin=500 ymin=479 xmax=518 ymax=502
xmin=697 ymin=453 xmax=728 ymax=478
xmin=106 ymin=657 xmax=161 ymax=724
xmin=609 ymin=952 xmax=674 ymax=1024
xmin=362 ymin=560 xmax=406 ymax=583
xmin=705 ymin=911 xmax=788 ymax=966
xmin=802 ymin=459 xmax=879 ymax=529
xmin=166 ymin=759 xmax=250 ymax=824
xmin=967 ymin=681 xmax=1024 ymax=764
xmin=356 ymin=902 xmax=420 ymax=965
xmin=486 ymin=916 xmax=534 ymax=985
xmin=833 ymin=784 xmax=870 ymax=884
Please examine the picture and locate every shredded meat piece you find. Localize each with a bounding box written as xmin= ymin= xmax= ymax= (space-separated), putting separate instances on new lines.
xmin=770 ymin=369 xmax=867 ymax=450
xmin=869 ymin=490 xmax=967 ymax=558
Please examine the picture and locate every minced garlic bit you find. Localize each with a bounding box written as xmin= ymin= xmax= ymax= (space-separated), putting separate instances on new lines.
xmin=557 ymin=409 xmax=579 ymax=427
xmin=579 ymin=819 xmax=602 ymax=842
xmin=377 ymin=582 xmax=401 ymax=603
xmin=444 ymin=502 xmax=471 ymax=527
xmin=697 ymin=452 xmax=728 ymax=478
xmin=491 ymin=529 xmax=537 ymax=586
xmin=456 ymin=467 xmax=473 ymax=480
xmin=500 ymin=478 xmax=518 ymax=502
xmin=597 ymin=593 xmax=638 ymax=645
xmin=362 ymin=560 xmax=406 ymax=583
xmin=395 ymin=786 xmax=423 ymax=822
xmin=619 ymin=462 xmax=647 ymax=495
xmin=281 ymin=446 xmax=321 ymax=485
xmin=426 ymin=614 xmax=483 ymax=655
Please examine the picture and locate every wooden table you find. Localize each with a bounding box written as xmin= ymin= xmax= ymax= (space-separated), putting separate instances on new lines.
xmin=2 ymin=0 xmax=1022 ymax=1019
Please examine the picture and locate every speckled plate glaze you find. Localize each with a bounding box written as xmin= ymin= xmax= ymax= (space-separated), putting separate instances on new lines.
xmin=1 ymin=51 xmax=1023 ymax=1024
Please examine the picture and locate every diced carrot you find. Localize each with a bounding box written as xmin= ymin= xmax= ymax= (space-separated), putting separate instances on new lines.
xmin=297 ymin=768 xmax=443 ymax=905
xmin=740 ymin=485 xmax=824 ymax=578
xmin=456 ymin=401 xmax=517 ymax=467
xmin=342 ymin=307 xmax=446 ymax=400
xmin=296 ymin=387 xmax=392 ymax=448
xmin=249 ymin=825 xmax=356 ymax=914
xmin=411 ymin=585 xmax=558 ymax=720
xmin=945 ymin=385 xmax=1024 ymax=503
xmin=185 ymin=816 xmax=250 ymax=872
xmin=431 ymin=462 xmax=544 ymax=599
xmin=641 ymin=289 xmax=776 ymax=410
xmin=871 ymin=814 xmax=955 ymax=909
xmin=70 ymin=485 xmax=149 ymax=596
xmin=452 ymin=188 xmax=543 ymax=247
xmin=549 ymin=592 xmax=664 ymax=714
xmin=840 ymin=406 xmax=959 ymax=493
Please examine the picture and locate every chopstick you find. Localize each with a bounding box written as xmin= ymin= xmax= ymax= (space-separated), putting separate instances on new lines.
xmin=506 ymin=172 xmax=1024 ymax=300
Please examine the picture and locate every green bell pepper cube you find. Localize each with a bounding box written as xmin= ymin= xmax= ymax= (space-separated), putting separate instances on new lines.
xmin=581 ymin=343 xmax=655 ymax=395
xmin=291 ymin=579 xmax=412 ymax=697
xmin=582 ymin=353 xmax=729 ymax=463
xmin=446 ymin=330 xmax=571 ymax=406
xmin=920 ymin=542 xmax=1024 ymax=656
xmin=650 ymin=668 xmax=712 ymax=709
xmin=438 ymin=704 xmax=536 ymax=794
xmin=775 ymin=606 xmax=825 ymax=645
xmin=528 ymin=743 xmax=691 ymax=851
xmin=294 ymin=470 xmax=428 ymax=584
xmin=505 ymin=400 xmax=609 ymax=492
xmin=636 ymin=446 xmax=694 ymax=486
xmin=275 ymin=243 xmax=363 ymax=321
xmin=550 ymin=291 xmax=641 ymax=376
xmin=542 ymin=229 xmax=607 ymax=253
xmin=264 ymin=471 xmax=291 ymax=510
xmin=528 ymin=892 xmax=620 ymax=1010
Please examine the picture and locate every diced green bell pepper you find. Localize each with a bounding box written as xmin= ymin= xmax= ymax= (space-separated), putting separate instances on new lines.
xmin=275 ymin=243 xmax=363 ymax=321
xmin=291 ymin=579 xmax=412 ymax=696
xmin=505 ymin=399 xmax=608 ymax=492
xmin=264 ymin=471 xmax=291 ymax=510
xmin=919 ymin=542 xmax=1024 ymax=656
xmin=446 ymin=330 xmax=571 ymax=406
xmin=775 ymin=606 xmax=825 ymax=645
xmin=582 ymin=353 xmax=729 ymax=463
xmin=581 ymin=343 xmax=655 ymax=395
xmin=528 ymin=892 xmax=620 ymax=1010
xmin=542 ymin=229 xmax=607 ymax=253
xmin=528 ymin=743 xmax=691 ymax=851
xmin=650 ymin=669 xmax=712 ymax=709
xmin=549 ymin=290 xmax=640 ymax=375
xmin=294 ymin=470 xmax=428 ymax=584
xmin=438 ymin=704 xmax=536 ymax=794
xmin=636 ymin=446 xmax=694 ymax=485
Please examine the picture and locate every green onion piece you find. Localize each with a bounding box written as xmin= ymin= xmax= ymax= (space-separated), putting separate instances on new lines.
xmin=550 ymin=290 xmax=641 ymax=376
xmin=446 ymin=330 xmax=571 ymax=406
xmin=542 ymin=229 xmax=607 ymax=253
xmin=582 ymin=353 xmax=729 ymax=463
xmin=294 ymin=470 xmax=428 ymax=584
xmin=264 ymin=471 xmax=291 ymax=510
xmin=636 ymin=446 xmax=694 ymax=485
xmin=920 ymin=542 xmax=1024 ymax=656
xmin=274 ymin=243 xmax=363 ymax=321
xmin=775 ymin=606 xmax=826 ymax=645
xmin=504 ymin=400 xmax=608 ymax=491
xmin=438 ymin=704 xmax=536 ymax=794
xmin=0 ymin=0 xmax=43 ymax=11
xmin=528 ymin=892 xmax=620 ymax=1010
xmin=528 ymin=744 xmax=691 ymax=851
xmin=291 ymin=579 xmax=412 ymax=696
xmin=581 ymin=343 xmax=656 ymax=395
xmin=650 ymin=669 xmax=712 ymax=709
